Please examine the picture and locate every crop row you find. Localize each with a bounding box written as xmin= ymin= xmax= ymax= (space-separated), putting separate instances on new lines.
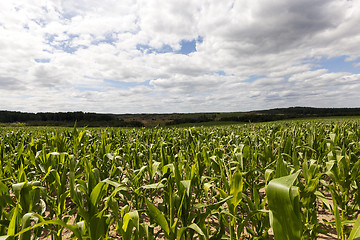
xmin=0 ymin=121 xmax=360 ymax=239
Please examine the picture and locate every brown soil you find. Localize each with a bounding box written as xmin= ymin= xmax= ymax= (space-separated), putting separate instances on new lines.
xmin=36 ymin=189 xmax=340 ymax=239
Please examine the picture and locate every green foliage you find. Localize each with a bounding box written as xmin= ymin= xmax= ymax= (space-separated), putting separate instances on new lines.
xmin=266 ymin=171 xmax=302 ymax=240
xmin=0 ymin=119 xmax=359 ymax=239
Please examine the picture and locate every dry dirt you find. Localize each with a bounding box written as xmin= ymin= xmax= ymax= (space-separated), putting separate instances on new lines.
xmin=36 ymin=188 xmax=339 ymax=239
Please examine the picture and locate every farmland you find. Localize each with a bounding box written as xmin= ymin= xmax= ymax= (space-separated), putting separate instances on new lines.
xmin=0 ymin=119 xmax=360 ymax=239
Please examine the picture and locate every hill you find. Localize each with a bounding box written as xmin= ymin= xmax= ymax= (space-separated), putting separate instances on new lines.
xmin=115 ymin=107 xmax=360 ymax=126
xmin=1 ymin=107 xmax=360 ymax=127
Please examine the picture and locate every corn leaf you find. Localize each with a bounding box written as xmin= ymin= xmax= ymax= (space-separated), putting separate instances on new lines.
xmin=177 ymin=223 xmax=205 ymax=240
xmin=90 ymin=182 xmax=106 ymax=208
xmin=7 ymin=205 xmax=19 ymax=236
xmin=145 ymin=198 xmax=170 ymax=236
xmin=122 ymin=210 xmax=139 ymax=233
xmin=229 ymin=170 xmax=243 ymax=209
xmin=331 ymin=190 xmax=342 ymax=239
xmin=348 ymin=216 xmax=360 ymax=240
xmin=0 ymin=236 xmax=12 ymax=240
xmin=266 ymin=170 xmax=302 ymax=240
xmin=13 ymin=218 xmax=82 ymax=240
xmin=180 ymin=180 xmax=191 ymax=197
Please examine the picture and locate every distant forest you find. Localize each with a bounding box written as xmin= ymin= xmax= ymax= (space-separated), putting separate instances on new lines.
xmin=1 ymin=107 xmax=360 ymax=127
xmin=167 ymin=107 xmax=360 ymax=125
xmin=0 ymin=111 xmax=143 ymax=127
xmin=218 ymin=107 xmax=360 ymax=123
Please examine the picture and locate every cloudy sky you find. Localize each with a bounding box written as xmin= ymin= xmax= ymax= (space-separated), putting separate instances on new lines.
xmin=1 ymin=0 xmax=360 ymax=113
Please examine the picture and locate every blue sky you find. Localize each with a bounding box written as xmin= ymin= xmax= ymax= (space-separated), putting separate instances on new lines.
xmin=136 ymin=38 xmax=199 ymax=55
xmin=316 ymin=56 xmax=360 ymax=74
xmin=0 ymin=0 xmax=360 ymax=113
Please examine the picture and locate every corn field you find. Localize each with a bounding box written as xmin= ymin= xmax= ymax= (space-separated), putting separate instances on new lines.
xmin=0 ymin=120 xmax=360 ymax=239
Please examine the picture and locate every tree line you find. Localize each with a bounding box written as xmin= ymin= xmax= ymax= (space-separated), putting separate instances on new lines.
xmin=2 ymin=107 xmax=360 ymax=127
xmin=166 ymin=107 xmax=360 ymax=125
xmin=0 ymin=111 xmax=143 ymax=127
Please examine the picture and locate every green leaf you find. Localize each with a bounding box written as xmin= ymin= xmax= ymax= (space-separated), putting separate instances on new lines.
xmin=266 ymin=170 xmax=302 ymax=240
xmin=76 ymin=220 xmax=85 ymax=233
xmin=229 ymin=171 xmax=243 ymax=209
xmin=177 ymin=223 xmax=205 ymax=240
xmin=0 ymin=182 xmax=9 ymax=194
xmin=265 ymin=169 xmax=274 ymax=184
xmin=187 ymin=223 xmax=205 ymax=236
xmin=180 ymin=180 xmax=191 ymax=197
xmin=90 ymin=182 xmax=106 ymax=208
xmin=314 ymin=191 xmax=332 ymax=211
xmin=140 ymin=223 xmax=152 ymax=240
xmin=12 ymin=182 xmax=25 ymax=200
xmin=151 ymin=161 xmax=161 ymax=179
xmin=14 ymin=219 xmax=83 ymax=240
xmin=122 ymin=211 xmax=139 ymax=233
xmin=203 ymin=182 xmax=213 ymax=195
xmin=194 ymin=195 xmax=233 ymax=211
xmin=329 ymin=133 xmax=336 ymax=142
xmin=0 ymin=236 xmax=12 ymax=240
xmin=7 ymin=205 xmax=19 ymax=236
xmin=20 ymin=213 xmax=43 ymax=240
xmin=331 ymin=190 xmax=342 ymax=239
xmin=145 ymin=198 xmax=170 ymax=236
xmin=142 ymin=183 xmax=165 ymax=189
xmin=102 ymin=178 xmax=121 ymax=188
xmin=349 ymin=216 xmax=360 ymax=240
xmin=275 ymin=157 xmax=289 ymax=178
xmin=89 ymin=212 xmax=108 ymax=240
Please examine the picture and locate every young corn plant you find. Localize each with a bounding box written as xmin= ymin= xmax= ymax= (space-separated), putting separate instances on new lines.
xmin=266 ymin=171 xmax=302 ymax=240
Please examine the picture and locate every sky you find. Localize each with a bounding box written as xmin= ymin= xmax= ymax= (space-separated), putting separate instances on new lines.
xmin=1 ymin=0 xmax=360 ymax=113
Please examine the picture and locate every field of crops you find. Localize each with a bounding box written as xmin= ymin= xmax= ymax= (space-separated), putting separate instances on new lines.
xmin=1 ymin=120 xmax=360 ymax=239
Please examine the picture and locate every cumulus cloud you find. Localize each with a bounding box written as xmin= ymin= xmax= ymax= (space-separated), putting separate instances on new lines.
xmin=0 ymin=76 xmax=25 ymax=90
xmin=0 ymin=0 xmax=360 ymax=113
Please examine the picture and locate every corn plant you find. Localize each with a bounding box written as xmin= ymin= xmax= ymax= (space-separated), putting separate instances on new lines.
xmin=0 ymin=120 xmax=360 ymax=239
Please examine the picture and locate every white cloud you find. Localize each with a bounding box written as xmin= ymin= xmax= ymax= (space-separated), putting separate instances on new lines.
xmin=0 ymin=0 xmax=360 ymax=113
